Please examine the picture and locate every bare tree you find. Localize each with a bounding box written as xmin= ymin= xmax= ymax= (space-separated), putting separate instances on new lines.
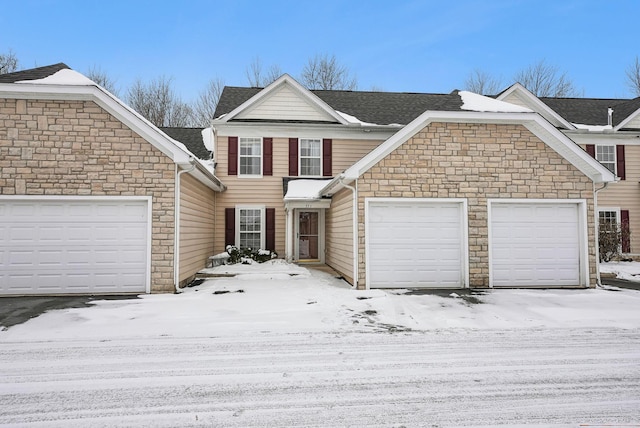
xmin=513 ymin=59 xmax=578 ymax=97
xmin=193 ymin=77 xmax=225 ymax=126
xmin=625 ymin=56 xmax=640 ymax=97
xmin=126 ymin=76 xmax=195 ymax=127
xmin=85 ymin=65 xmax=119 ymax=95
xmin=464 ymin=69 xmax=504 ymax=95
xmin=246 ymin=57 xmax=282 ymax=87
xmin=0 ymin=49 xmax=19 ymax=74
xmin=300 ymin=54 xmax=357 ymax=90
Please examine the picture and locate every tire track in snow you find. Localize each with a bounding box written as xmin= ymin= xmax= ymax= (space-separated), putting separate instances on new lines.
xmin=1 ymin=329 xmax=639 ymax=427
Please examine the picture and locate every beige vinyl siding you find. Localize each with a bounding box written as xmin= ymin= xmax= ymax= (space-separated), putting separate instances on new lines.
xmin=214 ymin=137 xmax=290 ymax=255
xmin=331 ymin=138 xmax=384 ymax=173
xmin=236 ymin=84 xmax=333 ymax=122
xmin=591 ymin=144 xmax=640 ymax=253
xmin=179 ymin=173 xmax=216 ymax=283
xmin=325 ymin=187 xmax=355 ymax=284
xmin=214 ymin=136 xmax=387 ymax=257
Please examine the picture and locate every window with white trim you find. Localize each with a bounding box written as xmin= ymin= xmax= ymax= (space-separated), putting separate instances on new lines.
xmin=237 ymin=206 xmax=264 ymax=249
xmin=239 ymin=137 xmax=262 ymax=176
xmin=596 ymin=145 xmax=616 ymax=174
xmin=599 ymin=210 xmax=618 ymax=226
xmin=299 ymin=138 xmax=322 ymax=176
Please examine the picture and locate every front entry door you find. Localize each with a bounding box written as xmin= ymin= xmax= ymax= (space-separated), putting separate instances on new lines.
xmin=297 ymin=211 xmax=319 ymax=261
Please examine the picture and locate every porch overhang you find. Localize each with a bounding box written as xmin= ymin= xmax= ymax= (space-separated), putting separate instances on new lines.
xmin=284 ymin=199 xmax=332 ymax=210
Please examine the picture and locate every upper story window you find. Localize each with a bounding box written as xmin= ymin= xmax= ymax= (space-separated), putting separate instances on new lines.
xmin=239 ymin=137 xmax=262 ymax=176
xmin=596 ymin=145 xmax=616 ymax=174
xmin=299 ymin=138 xmax=322 ymax=176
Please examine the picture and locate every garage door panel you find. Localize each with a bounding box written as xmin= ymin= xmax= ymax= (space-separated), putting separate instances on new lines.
xmin=490 ymin=203 xmax=581 ymax=287
xmin=367 ymin=200 xmax=465 ymax=289
xmin=0 ymin=199 xmax=148 ymax=295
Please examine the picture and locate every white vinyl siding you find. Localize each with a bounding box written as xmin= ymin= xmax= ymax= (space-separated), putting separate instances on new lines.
xmin=299 ymin=138 xmax=322 ymax=176
xmin=0 ymin=198 xmax=149 ymax=295
xmin=239 ymin=137 xmax=262 ymax=176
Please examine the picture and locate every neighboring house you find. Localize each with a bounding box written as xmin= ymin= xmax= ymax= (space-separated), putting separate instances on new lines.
xmin=210 ymin=74 xmax=614 ymax=290
xmin=497 ymin=84 xmax=640 ymax=254
xmin=0 ymin=64 xmax=225 ymax=296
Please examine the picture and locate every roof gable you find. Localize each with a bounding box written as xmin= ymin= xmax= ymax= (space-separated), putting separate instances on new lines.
xmin=216 ymin=74 xmax=348 ymax=124
xmin=320 ymin=110 xmax=615 ymax=196
xmin=496 ymin=83 xmax=575 ymax=130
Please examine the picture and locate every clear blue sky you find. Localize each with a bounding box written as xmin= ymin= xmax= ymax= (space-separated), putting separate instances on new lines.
xmin=2 ymin=0 xmax=639 ymax=101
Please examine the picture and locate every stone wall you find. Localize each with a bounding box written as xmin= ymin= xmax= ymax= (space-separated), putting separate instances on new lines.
xmin=356 ymin=122 xmax=596 ymax=289
xmin=0 ymin=98 xmax=176 ymax=292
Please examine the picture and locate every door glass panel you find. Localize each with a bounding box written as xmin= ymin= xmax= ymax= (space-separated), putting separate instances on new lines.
xmin=299 ymin=211 xmax=319 ymax=259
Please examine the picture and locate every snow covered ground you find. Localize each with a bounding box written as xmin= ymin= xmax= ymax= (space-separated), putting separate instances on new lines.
xmin=601 ymin=260 xmax=640 ymax=282
xmin=1 ymin=260 xmax=640 ymax=426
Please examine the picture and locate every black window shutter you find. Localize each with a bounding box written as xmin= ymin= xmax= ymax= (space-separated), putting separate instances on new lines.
xmin=263 ymin=138 xmax=273 ymax=176
xmin=621 ymin=209 xmax=630 ymax=253
xmin=322 ymin=138 xmax=332 ymax=177
xmin=225 ymin=208 xmax=235 ymax=248
xmin=289 ymin=138 xmax=298 ymax=176
xmin=616 ymin=145 xmax=626 ymax=180
xmin=228 ymin=137 xmax=238 ymax=175
xmin=266 ymin=208 xmax=276 ymax=252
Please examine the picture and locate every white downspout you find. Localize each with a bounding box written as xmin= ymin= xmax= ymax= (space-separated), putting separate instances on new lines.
xmin=337 ymin=177 xmax=358 ymax=289
xmin=594 ymin=181 xmax=610 ymax=287
xmin=174 ymin=158 xmax=197 ymax=293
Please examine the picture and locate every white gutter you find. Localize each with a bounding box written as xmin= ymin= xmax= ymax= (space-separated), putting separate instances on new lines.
xmin=174 ymin=158 xmax=197 ymax=293
xmin=336 ymin=177 xmax=359 ymax=288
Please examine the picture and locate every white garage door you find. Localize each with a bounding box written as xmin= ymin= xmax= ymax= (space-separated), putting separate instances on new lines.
xmin=490 ymin=202 xmax=582 ymax=287
xmin=0 ymin=198 xmax=149 ymax=295
xmin=367 ymin=199 xmax=466 ymax=289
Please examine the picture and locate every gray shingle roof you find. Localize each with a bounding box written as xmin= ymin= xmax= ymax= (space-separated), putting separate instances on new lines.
xmin=160 ymin=127 xmax=209 ymax=159
xmin=539 ymin=97 xmax=640 ymax=128
xmin=0 ymin=63 xmax=70 ymax=83
xmin=214 ymin=86 xmax=463 ymax=125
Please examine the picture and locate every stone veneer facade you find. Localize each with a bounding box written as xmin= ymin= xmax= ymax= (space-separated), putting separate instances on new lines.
xmin=0 ymin=98 xmax=176 ymax=293
xmin=356 ymin=122 xmax=597 ymax=289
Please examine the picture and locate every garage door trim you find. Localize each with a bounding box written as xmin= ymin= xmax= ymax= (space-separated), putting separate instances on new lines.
xmin=487 ymin=198 xmax=589 ymax=288
xmin=0 ymin=195 xmax=153 ymax=294
xmin=364 ymin=197 xmax=469 ymax=290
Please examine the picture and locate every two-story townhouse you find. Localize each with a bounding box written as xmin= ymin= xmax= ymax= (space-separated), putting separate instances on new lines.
xmin=211 ymin=75 xmax=614 ymax=290
xmin=497 ymin=84 xmax=640 ymax=254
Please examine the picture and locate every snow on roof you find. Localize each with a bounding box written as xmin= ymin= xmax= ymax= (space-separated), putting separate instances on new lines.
xmin=572 ymin=123 xmax=613 ymax=131
xmin=15 ymin=68 xmax=96 ymax=86
xmin=284 ymin=179 xmax=333 ymax=200
xmin=201 ymin=127 xmax=215 ymax=151
xmin=459 ymin=91 xmax=532 ymax=113
xmin=336 ymin=110 xmax=378 ymax=126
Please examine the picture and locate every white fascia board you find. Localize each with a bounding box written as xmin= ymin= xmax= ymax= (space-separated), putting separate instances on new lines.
xmin=218 ymin=74 xmax=349 ymax=125
xmin=212 ymin=121 xmax=400 ymax=141
xmin=614 ymin=107 xmax=640 ymax=131
xmin=0 ymin=83 xmax=192 ymax=163
xmin=564 ymin=129 xmax=640 ymax=144
xmin=342 ymin=109 xmax=616 ymax=183
xmin=497 ymin=83 xmax=576 ymax=130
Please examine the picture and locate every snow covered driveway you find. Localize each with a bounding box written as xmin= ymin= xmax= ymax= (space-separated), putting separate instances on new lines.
xmin=1 ymin=261 xmax=640 ymax=426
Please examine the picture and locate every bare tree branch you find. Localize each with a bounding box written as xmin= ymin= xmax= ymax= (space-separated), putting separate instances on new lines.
xmin=245 ymin=57 xmax=281 ymax=87
xmin=300 ymin=54 xmax=357 ymax=90
xmin=194 ymin=77 xmax=225 ymax=126
xmin=126 ymin=76 xmax=195 ymax=127
xmin=464 ymin=69 xmax=504 ymax=95
xmin=0 ymin=49 xmax=19 ymax=74
xmin=625 ymin=56 xmax=640 ymax=97
xmin=85 ymin=65 xmax=119 ymax=96
xmin=513 ymin=59 xmax=578 ymax=97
